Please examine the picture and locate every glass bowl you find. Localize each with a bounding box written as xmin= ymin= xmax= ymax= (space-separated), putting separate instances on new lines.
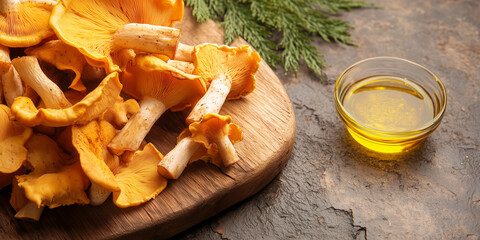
xmin=335 ymin=57 xmax=447 ymax=153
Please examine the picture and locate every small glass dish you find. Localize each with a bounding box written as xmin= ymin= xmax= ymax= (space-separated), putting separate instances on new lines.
xmin=335 ymin=57 xmax=447 ymax=153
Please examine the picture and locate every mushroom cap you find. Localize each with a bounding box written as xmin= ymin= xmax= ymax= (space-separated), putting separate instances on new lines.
xmin=0 ymin=104 xmax=33 ymax=173
xmin=72 ymin=120 xmax=120 ymax=192
xmin=182 ymin=113 xmax=242 ymax=166
xmin=25 ymin=40 xmax=87 ymax=92
xmin=123 ymin=54 xmax=205 ymax=111
xmin=112 ymin=143 xmax=167 ymax=208
xmin=193 ymin=44 xmax=260 ymax=99
xmin=10 ymin=72 xmax=123 ymax=127
xmin=16 ymin=161 xmax=90 ymax=208
xmin=0 ymin=0 xmax=57 ymax=47
xmin=24 ymin=133 xmax=71 ymax=174
xmin=50 ymin=0 xmax=184 ymax=73
xmin=101 ymin=97 xmax=140 ymax=128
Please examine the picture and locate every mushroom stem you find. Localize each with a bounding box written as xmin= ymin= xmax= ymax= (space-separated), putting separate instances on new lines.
xmin=88 ymin=182 xmax=111 ymax=206
xmin=0 ymin=0 xmax=20 ymax=13
xmin=167 ymin=59 xmax=195 ymax=74
xmin=14 ymin=201 xmax=44 ymax=221
xmin=157 ymin=137 xmax=201 ymax=179
xmin=174 ymin=43 xmax=194 ymax=62
xmin=2 ymin=66 xmax=24 ymax=106
xmin=0 ymin=76 xmax=3 ymax=104
xmin=109 ymin=96 xmax=167 ymax=155
xmin=186 ymin=75 xmax=232 ymax=124
xmin=167 ymin=59 xmax=195 ymax=80
xmin=216 ymin=134 xmax=240 ymax=167
xmin=0 ymin=45 xmax=10 ymax=73
xmin=12 ymin=56 xmax=71 ymax=109
xmin=113 ymin=23 xmax=180 ymax=59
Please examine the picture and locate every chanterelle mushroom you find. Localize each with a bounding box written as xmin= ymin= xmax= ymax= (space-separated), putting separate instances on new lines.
xmin=50 ymin=0 xmax=184 ymax=73
xmin=0 ymin=104 xmax=32 ymax=174
xmin=12 ymin=133 xmax=80 ymax=220
xmin=0 ymin=0 xmax=58 ymax=47
xmin=16 ymin=161 xmax=90 ymax=209
xmin=108 ymin=54 xmax=205 ymax=155
xmin=113 ymin=143 xmax=167 ymax=208
xmin=72 ymin=120 xmax=120 ymax=195
xmin=158 ymin=113 xmax=242 ymax=179
xmin=12 ymin=56 xmax=71 ymax=109
xmin=25 ymin=40 xmax=88 ymax=92
xmin=186 ymin=44 xmax=260 ymax=124
xmin=10 ymin=72 xmax=122 ymax=127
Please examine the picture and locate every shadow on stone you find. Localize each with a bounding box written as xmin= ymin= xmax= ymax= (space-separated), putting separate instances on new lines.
xmin=337 ymin=129 xmax=435 ymax=172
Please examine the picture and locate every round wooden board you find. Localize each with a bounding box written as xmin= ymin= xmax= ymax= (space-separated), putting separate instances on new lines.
xmin=0 ymin=8 xmax=296 ymax=239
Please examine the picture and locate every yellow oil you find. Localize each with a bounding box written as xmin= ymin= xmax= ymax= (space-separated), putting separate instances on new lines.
xmin=341 ymin=76 xmax=435 ymax=153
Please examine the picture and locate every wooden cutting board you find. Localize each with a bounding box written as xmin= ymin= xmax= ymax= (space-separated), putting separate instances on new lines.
xmin=0 ymin=8 xmax=296 ymax=240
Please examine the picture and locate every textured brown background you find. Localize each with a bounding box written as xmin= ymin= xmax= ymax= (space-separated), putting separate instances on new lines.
xmin=173 ymin=0 xmax=480 ymax=239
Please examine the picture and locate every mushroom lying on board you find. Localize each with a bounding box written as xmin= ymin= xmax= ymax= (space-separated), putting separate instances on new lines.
xmin=158 ymin=113 xmax=242 ymax=179
xmin=17 ymin=161 xmax=90 ymax=209
xmin=10 ymin=72 xmax=122 ymax=127
xmin=186 ymin=44 xmax=260 ymax=124
xmin=0 ymin=0 xmax=57 ymax=47
xmin=108 ymin=54 xmax=205 ymax=155
xmin=113 ymin=143 xmax=167 ymax=208
xmin=25 ymin=40 xmax=88 ymax=92
xmin=50 ymin=0 xmax=184 ymax=73
xmin=71 ymin=120 xmax=120 ymax=205
xmin=0 ymin=104 xmax=32 ymax=174
xmin=12 ymin=133 xmax=79 ymax=221
xmin=12 ymin=56 xmax=71 ymax=109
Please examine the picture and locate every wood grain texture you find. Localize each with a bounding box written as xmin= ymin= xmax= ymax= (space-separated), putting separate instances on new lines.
xmin=0 ymin=8 xmax=295 ymax=240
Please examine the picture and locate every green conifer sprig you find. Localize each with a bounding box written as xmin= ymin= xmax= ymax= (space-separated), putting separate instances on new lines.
xmin=185 ymin=0 xmax=372 ymax=78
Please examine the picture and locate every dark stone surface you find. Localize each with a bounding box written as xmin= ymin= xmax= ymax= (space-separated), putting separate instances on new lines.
xmin=173 ymin=0 xmax=480 ymax=239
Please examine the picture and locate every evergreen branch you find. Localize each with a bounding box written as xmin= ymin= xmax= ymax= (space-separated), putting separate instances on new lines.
xmin=185 ymin=0 xmax=211 ymax=22
xmin=222 ymin=0 xmax=280 ymax=66
xmin=314 ymin=0 xmax=375 ymax=13
xmin=185 ymin=0 xmax=373 ymax=80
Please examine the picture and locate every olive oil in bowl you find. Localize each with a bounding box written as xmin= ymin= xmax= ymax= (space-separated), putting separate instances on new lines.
xmin=335 ymin=57 xmax=447 ymax=153
xmin=342 ymin=76 xmax=434 ymax=132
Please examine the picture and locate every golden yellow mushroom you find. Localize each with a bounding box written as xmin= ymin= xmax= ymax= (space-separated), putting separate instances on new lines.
xmin=0 ymin=104 xmax=32 ymax=174
xmin=50 ymin=0 xmax=184 ymax=73
xmin=186 ymin=44 xmax=260 ymax=124
xmin=158 ymin=113 xmax=242 ymax=179
xmin=108 ymin=54 xmax=205 ymax=155
xmin=10 ymin=72 xmax=122 ymax=127
xmin=0 ymin=0 xmax=57 ymax=47
xmin=113 ymin=143 xmax=167 ymax=208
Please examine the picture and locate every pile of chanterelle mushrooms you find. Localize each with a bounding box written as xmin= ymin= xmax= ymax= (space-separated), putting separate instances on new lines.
xmin=0 ymin=0 xmax=260 ymax=221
